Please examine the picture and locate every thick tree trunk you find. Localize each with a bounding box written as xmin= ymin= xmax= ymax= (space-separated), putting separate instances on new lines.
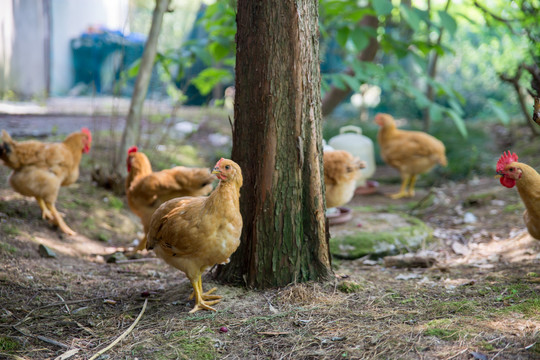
xmin=216 ymin=0 xmax=332 ymax=288
xmin=114 ymin=0 xmax=171 ymax=174
xmin=321 ymin=15 xmax=379 ymax=117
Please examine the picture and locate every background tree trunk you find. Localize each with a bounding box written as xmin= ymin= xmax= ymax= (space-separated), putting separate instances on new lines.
xmin=114 ymin=0 xmax=171 ymax=174
xmin=321 ymin=15 xmax=379 ymax=117
xmin=216 ymin=0 xmax=332 ymax=288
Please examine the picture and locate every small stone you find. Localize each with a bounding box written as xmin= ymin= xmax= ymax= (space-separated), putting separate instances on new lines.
xmin=38 ymin=244 xmax=56 ymax=258
xmin=106 ymin=252 xmax=128 ymax=263
xmin=219 ymin=326 xmax=228 ymax=333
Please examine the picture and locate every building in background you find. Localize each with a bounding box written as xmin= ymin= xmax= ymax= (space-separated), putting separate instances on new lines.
xmin=0 ymin=0 xmax=129 ymax=99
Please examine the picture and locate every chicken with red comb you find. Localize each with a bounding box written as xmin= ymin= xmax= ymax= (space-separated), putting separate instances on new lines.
xmin=496 ymin=151 xmax=540 ymax=239
xmin=125 ymin=147 xmax=215 ymax=250
xmin=0 ymin=128 xmax=92 ymax=235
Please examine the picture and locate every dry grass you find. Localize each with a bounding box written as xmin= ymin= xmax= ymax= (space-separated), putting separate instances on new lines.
xmin=0 ymin=123 xmax=539 ymax=359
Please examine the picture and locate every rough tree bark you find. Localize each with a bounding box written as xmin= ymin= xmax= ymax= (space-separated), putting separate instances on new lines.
xmin=216 ymin=0 xmax=333 ymax=288
xmin=321 ymin=15 xmax=379 ymax=117
xmin=114 ymin=0 xmax=171 ymax=174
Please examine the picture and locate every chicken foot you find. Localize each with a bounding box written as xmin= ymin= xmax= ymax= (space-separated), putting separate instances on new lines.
xmin=45 ymin=201 xmax=76 ymax=236
xmin=189 ymin=274 xmax=222 ymax=301
xmin=188 ymin=277 xmax=221 ymax=313
xmin=36 ymin=197 xmax=54 ymax=221
xmin=390 ymin=174 xmax=417 ymax=199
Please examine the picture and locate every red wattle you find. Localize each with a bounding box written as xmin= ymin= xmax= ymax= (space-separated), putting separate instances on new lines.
xmin=500 ymin=176 xmax=516 ymax=188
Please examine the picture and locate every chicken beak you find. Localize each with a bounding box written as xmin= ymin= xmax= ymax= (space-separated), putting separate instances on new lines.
xmin=212 ymin=168 xmax=221 ymax=175
xmin=495 ymin=172 xmax=503 ymax=179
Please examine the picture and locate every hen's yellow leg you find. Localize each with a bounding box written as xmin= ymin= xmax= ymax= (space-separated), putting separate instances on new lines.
xmin=390 ymin=175 xmax=410 ymax=199
xmin=36 ymin=197 xmax=54 ymax=221
xmin=45 ymin=202 xmax=76 ymax=236
xmin=407 ymin=175 xmax=417 ymax=197
xmin=189 ymin=274 xmax=221 ymax=301
xmin=189 ymin=277 xmax=221 ymax=313
xmin=135 ymin=234 xmax=147 ymax=251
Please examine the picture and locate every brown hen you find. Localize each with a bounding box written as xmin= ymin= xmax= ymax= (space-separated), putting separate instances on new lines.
xmin=0 ymin=128 xmax=92 ymax=235
xmin=146 ymin=158 xmax=242 ymax=313
xmin=323 ymin=150 xmax=366 ymax=208
xmin=375 ymin=113 xmax=447 ymax=199
xmin=125 ymin=147 xmax=215 ymax=250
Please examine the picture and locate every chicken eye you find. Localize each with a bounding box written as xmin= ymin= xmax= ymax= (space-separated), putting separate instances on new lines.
xmin=201 ymin=182 xmax=208 ymax=187
xmin=225 ymin=165 xmax=230 ymax=170
xmin=509 ymin=168 xmax=514 ymax=172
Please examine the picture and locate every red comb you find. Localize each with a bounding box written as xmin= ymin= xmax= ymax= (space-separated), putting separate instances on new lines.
xmin=128 ymin=146 xmax=138 ymax=154
xmin=217 ymin=158 xmax=224 ymax=166
xmin=496 ymin=151 xmax=518 ymax=172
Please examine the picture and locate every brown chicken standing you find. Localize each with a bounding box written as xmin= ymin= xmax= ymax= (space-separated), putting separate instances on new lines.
xmin=125 ymin=146 xmax=215 ymax=250
xmin=146 ymin=158 xmax=243 ymax=313
xmin=323 ymin=150 xmax=366 ymax=208
xmin=375 ymin=113 xmax=447 ymax=199
xmin=0 ymin=128 xmax=92 ymax=235
xmin=496 ymin=151 xmax=540 ymax=239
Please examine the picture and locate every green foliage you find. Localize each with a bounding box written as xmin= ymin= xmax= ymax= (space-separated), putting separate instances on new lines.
xmin=191 ymin=68 xmax=233 ymax=96
xmin=2 ymin=225 xmax=20 ymax=237
xmin=337 ymin=280 xmax=364 ymax=293
xmin=170 ymin=330 xmax=217 ymax=360
xmin=0 ymin=336 xmax=21 ymax=351
xmin=106 ymin=195 xmax=124 ymax=210
xmin=0 ymin=242 xmax=17 ymax=254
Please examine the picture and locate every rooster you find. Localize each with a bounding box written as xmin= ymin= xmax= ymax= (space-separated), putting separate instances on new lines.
xmin=125 ymin=146 xmax=215 ymax=250
xmin=0 ymin=128 xmax=92 ymax=235
xmin=496 ymin=151 xmax=540 ymax=239
xmin=147 ymin=158 xmax=242 ymax=313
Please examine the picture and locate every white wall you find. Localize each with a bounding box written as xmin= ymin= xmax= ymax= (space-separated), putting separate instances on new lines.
xmin=0 ymin=0 xmax=48 ymax=99
xmin=50 ymin=0 xmax=129 ymax=95
xmin=0 ymin=0 xmax=14 ymax=95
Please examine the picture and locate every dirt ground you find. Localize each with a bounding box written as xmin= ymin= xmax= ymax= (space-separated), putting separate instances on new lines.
xmin=0 ymin=118 xmax=539 ymax=359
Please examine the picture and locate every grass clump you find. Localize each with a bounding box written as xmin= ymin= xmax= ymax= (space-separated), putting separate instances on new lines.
xmin=338 ymin=280 xmax=364 ymax=293
xmin=2 ymin=224 xmax=20 ymax=236
xmin=170 ymin=330 xmax=217 ymax=360
xmin=106 ymin=195 xmax=124 ymax=210
xmin=502 ymin=298 xmax=540 ymax=318
xmin=0 ymin=336 xmax=21 ymax=351
xmin=0 ymin=241 xmax=17 ymax=254
xmin=424 ymin=319 xmax=461 ymax=341
xmin=431 ymin=300 xmax=480 ymax=315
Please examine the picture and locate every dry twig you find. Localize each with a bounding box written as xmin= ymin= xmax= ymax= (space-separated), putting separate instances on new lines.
xmin=88 ymin=298 xmax=148 ymax=360
xmin=12 ymin=326 xmax=70 ymax=349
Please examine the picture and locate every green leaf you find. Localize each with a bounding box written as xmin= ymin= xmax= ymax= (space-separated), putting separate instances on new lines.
xmin=350 ymin=28 xmax=369 ymax=52
xmin=208 ymin=42 xmax=230 ymax=62
xmin=438 ymin=10 xmax=457 ymax=36
xmin=339 ymin=74 xmax=361 ymax=92
xmin=371 ymin=0 xmax=393 ymax=16
xmin=446 ymin=109 xmax=468 ymax=138
xmin=428 ymin=103 xmax=444 ymax=122
xmin=400 ymin=5 xmax=422 ymax=32
xmin=337 ymin=27 xmax=350 ymax=47
xmin=191 ymin=68 xmax=233 ymax=96
xmin=487 ymin=99 xmax=510 ymax=125
xmin=127 ymin=60 xmax=141 ymax=78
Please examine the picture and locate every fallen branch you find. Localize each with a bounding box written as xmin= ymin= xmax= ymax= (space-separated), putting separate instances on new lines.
xmin=15 ymin=297 xmax=103 ymax=326
xmin=115 ymin=258 xmax=159 ymax=264
xmin=12 ymin=326 xmax=70 ymax=349
xmin=88 ymin=298 xmax=148 ymax=360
